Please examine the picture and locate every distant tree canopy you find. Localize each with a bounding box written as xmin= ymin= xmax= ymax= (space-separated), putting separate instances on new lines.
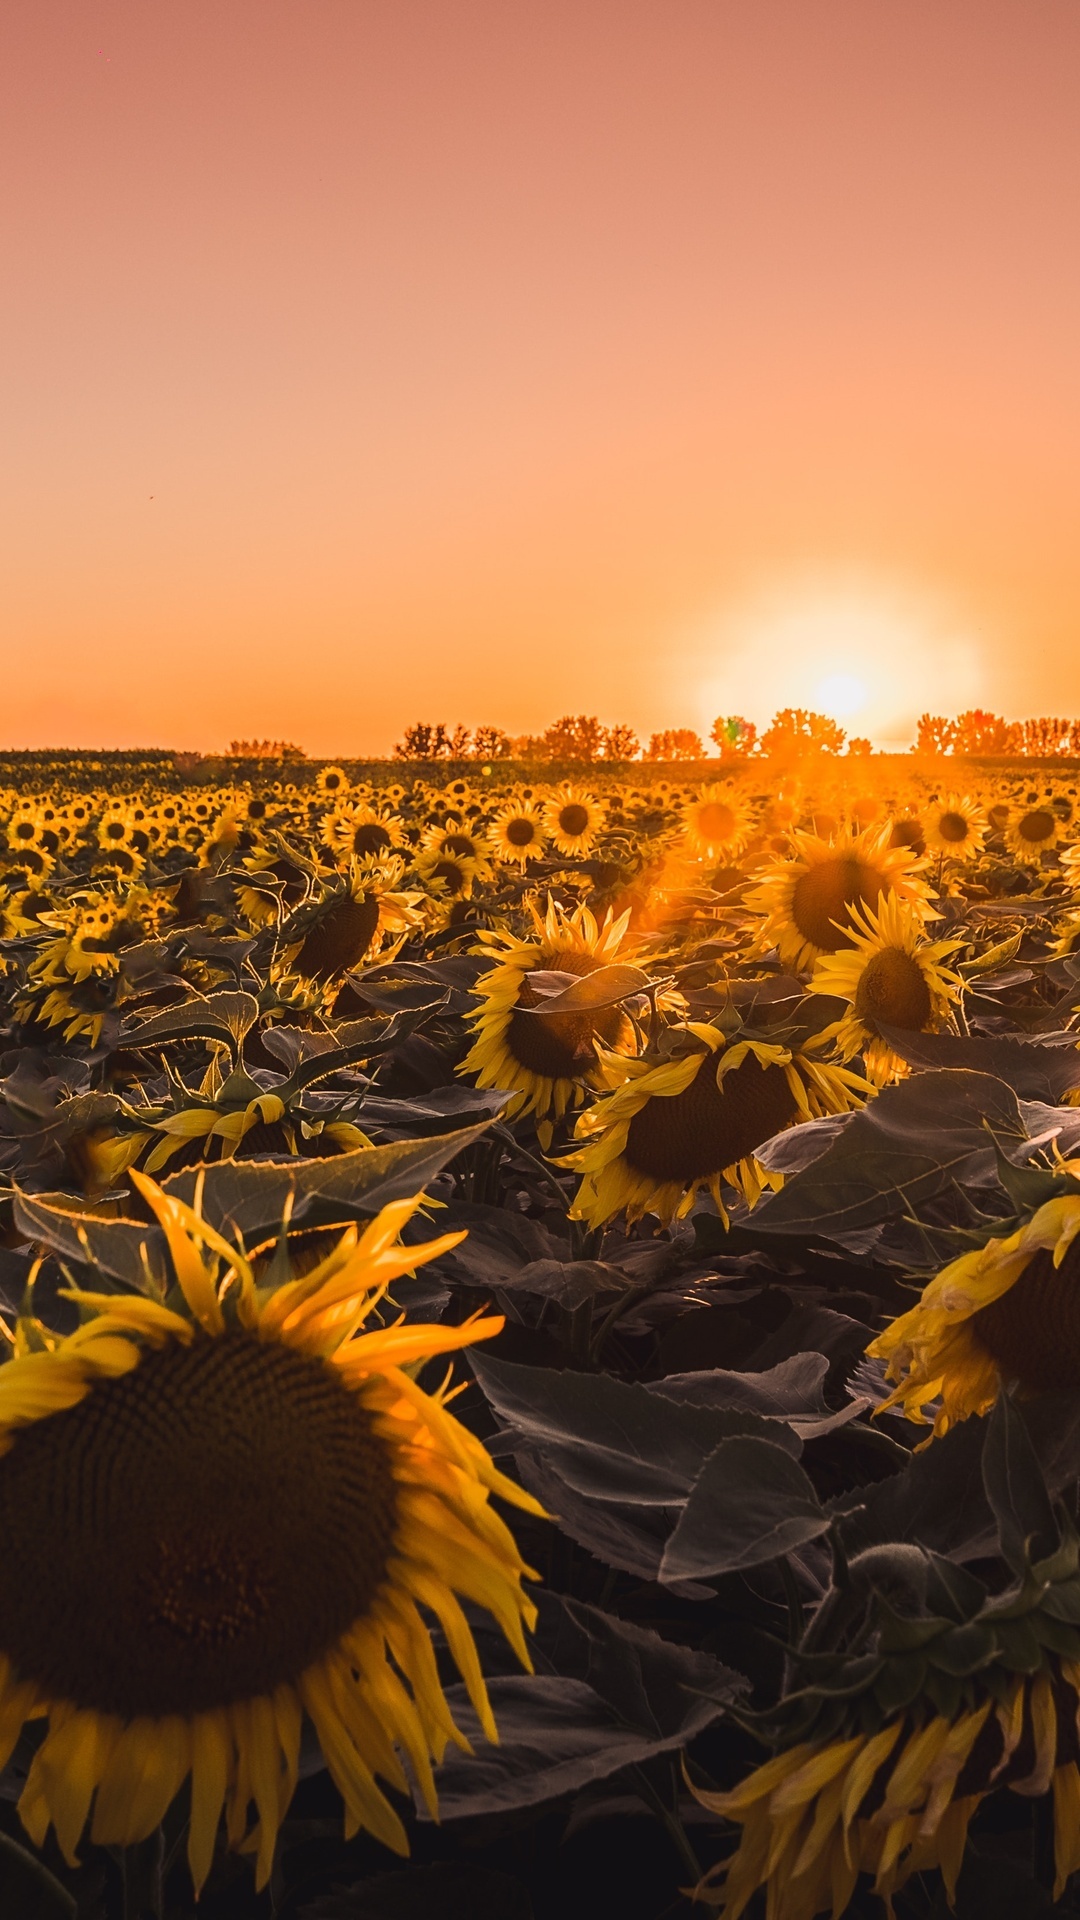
xmin=227 ymin=740 xmax=308 ymax=761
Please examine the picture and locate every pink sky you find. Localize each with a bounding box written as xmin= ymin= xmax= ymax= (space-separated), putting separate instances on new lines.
xmin=3 ymin=0 xmax=1080 ymax=753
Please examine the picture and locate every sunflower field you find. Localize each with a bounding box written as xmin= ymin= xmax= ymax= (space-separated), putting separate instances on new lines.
xmin=5 ymin=757 xmax=1080 ymax=1919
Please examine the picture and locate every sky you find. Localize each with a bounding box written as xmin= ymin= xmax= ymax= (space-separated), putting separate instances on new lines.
xmin=3 ymin=0 xmax=1080 ymax=755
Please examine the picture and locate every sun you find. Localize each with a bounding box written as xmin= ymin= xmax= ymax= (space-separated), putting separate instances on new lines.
xmin=690 ymin=574 xmax=984 ymax=746
xmin=812 ymin=669 xmax=868 ymax=719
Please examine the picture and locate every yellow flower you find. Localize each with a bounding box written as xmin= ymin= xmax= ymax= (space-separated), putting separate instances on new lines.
xmin=744 ymin=824 xmax=934 ymax=974
xmin=810 ymin=892 xmax=963 ymax=1084
xmin=693 ymin=1665 xmax=1080 ymax=1919
xmin=868 ymin=1194 xmax=1080 ymax=1437
xmin=489 ymin=803 xmax=548 ymax=867
xmin=460 ymin=897 xmax=639 ymax=1134
xmin=923 ymin=794 xmax=988 ymax=862
xmin=679 ymin=784 xmax=754 ymax=863
xmin=568 ymin=1024 xmax=864 ymax=1228
xmin=1008 ymin=803 xmax=1059 ymax=864
xmin=541 ymin=786 xmax=603 ymax=858
xmin=0 ymin=1174 xmax=542 ymax=1893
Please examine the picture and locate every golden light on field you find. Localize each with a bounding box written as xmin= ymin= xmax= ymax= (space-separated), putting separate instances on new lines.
xmin=691 ymin=576 xmax=986 ymax=747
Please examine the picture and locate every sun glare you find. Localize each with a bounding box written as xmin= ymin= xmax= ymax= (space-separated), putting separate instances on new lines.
xmin=689 ymin=576 xmax=985 ymax=747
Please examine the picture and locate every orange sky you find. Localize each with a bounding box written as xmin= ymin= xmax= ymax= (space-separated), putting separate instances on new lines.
xmin=4 ymin=0 xmax=1080 ymax=755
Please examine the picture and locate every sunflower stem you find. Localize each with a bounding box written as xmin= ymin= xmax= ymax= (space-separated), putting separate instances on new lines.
xmin=776 ymin=1553 xmax=805 ymax=1645
xmin=630 ymin=1761 xmax=703 ymax=1885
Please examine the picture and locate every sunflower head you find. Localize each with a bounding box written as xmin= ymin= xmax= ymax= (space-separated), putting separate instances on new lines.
xmin=0 ymin=1171 xmax=543 ymax=1892
xmin=810 ymin=892 xmax=962 ymax=1083
xmin=745 ymin=824 xmax=935 ymax=974
xmin=692 ymin=1510 xmax=1080 ymax=1917
xmin=568 ymin=1011 xmax=865 ymax=1229
xmin=542 ymin=786 xmax=603 ymax=858
xmin=924 ymin=794 xmax=988 ymax=862
xmin=869 ymin=1185 xmax=1080 ymax=1436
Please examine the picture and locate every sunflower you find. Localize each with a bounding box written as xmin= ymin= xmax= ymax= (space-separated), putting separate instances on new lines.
xmin=568 ymin=1023 xmax=863 ymax=1229
xmin=868 ymin=1193 xmax=1080 ymax=1437
xmin=744 ymin=824 xmax=934 ymax=974
xmin=810 ymin=893 xmax=963 ymax=1084
xmin=693 ymin=1661 xmax=1080 ymax=1918
xmin=489 ymin=803 xmax=547 ymax=868
xmin=413 ymin=849 xmax=479 ymax=900
xmin=888 ymin=812 xmax=926 ymax=855
xmin=0 ymin=1174 xmax=542 ymax=1892
xmin=541 ymin=787 xmax=603 ymax=859
xmin=321 ymin=801 xmax=406 ymax=864
xmin=460 ymin=898 xmax=639 ymax=1134
xmin=923 ymin=794 xmax=988 ymax=862
xmin=279 ymin=858 xmax=421 ymax=986
xmin=1008 ymin=802 xmax=1059 ymax=864
xmin=316 ymin=764 xmax=351 ymax=800
xmin=418 ymin=823 xmax=495 ymax=880
xmin=679 ymin=785 xmax=754 ymax=863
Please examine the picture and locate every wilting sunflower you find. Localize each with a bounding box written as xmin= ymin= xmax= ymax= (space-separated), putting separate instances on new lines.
xmin=679 ymin=785 xmax=754 ymax=863
xmin=810 ymin=893 xmax=963 ymax=1084
xmin=460 ymin=898 xmax=640 ymax=1137
xmin=744 ymin=824 xmax=934 ymax=974
xmin=489 ymin=803 xmax=547 ymax=868
xmin=569 ymin=1022 xmax=864 ymax=1229
xmin=0 ymin=1174 xmax=542 ymax=1892
xmin=279 ymin=858 xmax=421 ymax=987
xmin=542 ymin=786 xmax=603 ymax=859
xmin=868 ymin=1192 xmax=1080 ymax=1437
xmin=1008 ymin=802 xmax=1059 ymax=864
xmin=693 ymin=1657 xmax=1080 ymax=1918
xmin=923 ymin=794 xmax=988 ymax=862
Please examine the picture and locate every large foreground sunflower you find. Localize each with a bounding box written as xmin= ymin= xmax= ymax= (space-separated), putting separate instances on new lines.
xmin=869 ymin=1192 xmax=1080 ymax=1437
xmin=744 ymin=824 xmax=934 ymax=974
xmin=460 ymin=898 xmax=641 ymax=1137
xmin=810 ymin=893 xmax=963 ymax=1084
xmin=0 ymin=1173 xmax=541 ymax=1891
xmin=568 ymin=1022 xmax=864 ymax=1228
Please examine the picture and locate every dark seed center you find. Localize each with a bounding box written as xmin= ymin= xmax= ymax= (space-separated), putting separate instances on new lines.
xmin=507 ymin=953 xmax=627 ymax=1078
xmin=938 ymin=811 xmax=970 ymax=844
xmin=297 ymin=893 xmax=380 ymax=980
xmin=853 ymin=947 xmax=934 ymax=1034
xmin=624 ymin=1051 xmax=799 ymax=1184
xmin=695 ymin=803 xmax=736 ymax=842
xmin=1019 ymin=810 xmax=1055 ymax=842
xmin=558 ymin=805 xmax=590 ymax=837
xmin=973 ymin=1237 xmax=1080 ymax=1392
xmin=0 ymin=1331 xmax=398 ymax=1717
xmin=506 ymin=819 xmax=536 ymax=847
xmin=790 ymin=857 xmax=889 ymax=952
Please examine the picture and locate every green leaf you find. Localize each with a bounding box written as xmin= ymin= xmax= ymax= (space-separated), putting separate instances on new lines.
xmin=0 ymin=1832 xmax=76 ymax=1918
xmin=118 ymin=989 xmax=260 ymax=1060
xmin=749 ymin=1070 xmax=1030 ymax=1240
xmin=160 ymin=1122 xmax=494 ymax=1240
xmin=660 ymin=1436 xmax=828 ymax=1581
xmin=982 ymin=1394 xmax=1059 ymax=1576
xmin=515 ymin=963 xmax=652 ymax=1014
